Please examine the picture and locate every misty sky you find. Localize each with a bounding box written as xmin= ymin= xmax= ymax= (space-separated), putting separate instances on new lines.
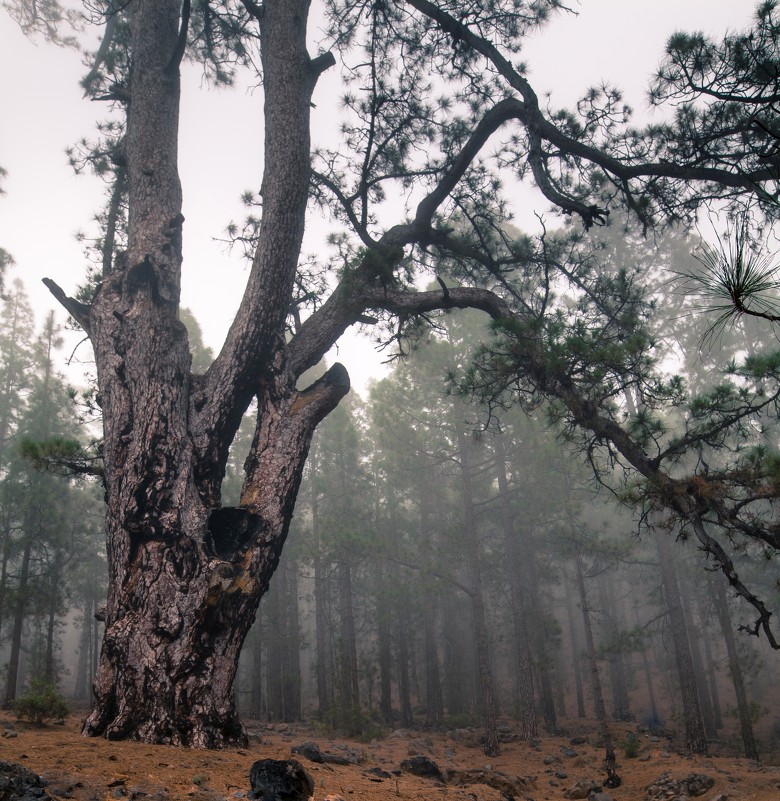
xmin=0 ymin=2 xmax=756 ymax=392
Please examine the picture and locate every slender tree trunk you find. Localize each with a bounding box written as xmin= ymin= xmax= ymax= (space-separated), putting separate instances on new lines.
xmin=493 ymin=433 xmax=537 ymax=739
xmin=267 ymin=571 xmax=284 ymax=721
xmin=573 ymin=554 xmax=619 ymax=786
xmin=3 ymin=536 xmax=32 ymax=706
xmin=376 ymin=578 xmax=394 ymax=725
xmin=597 ymin=574 xmax=631 ymax=721
xmin=249 ymin=625 xmax=263 ymax=719
xmin=44 ymin=604 xmax=57 ymax=684
xmin=679 ymin=580 xmax=718 ymax=740
xmin=711 ymin=575 xmax=758 ymax=760
xmin=308 ymin=443 xmax=330 ymax=717
xmin=631 ymin=599 xmax=659 ymax=725
xmin=418 ymin=469 xmax=443 ymax=727
xmin=564 ymin=577 xmax=587 ymax=718
xmin=74 ymin=599 xmax=93 ymax=701
xmin=337 ymin=553 xmax=360 ymax=715
xmin=422 ymin=587 xmax=443 ymax=726
xmin=698 ymin=606 xmax=724 ymax=731
xmin=654 ymin=529 xmax=707 ymax=754
xmin=396 ymin=606 xmax=413 ymax=728
xmin=454 ymin=410 xmax=500 ymax=757
xmin=285 ymin=558 xmax=302 ymax=721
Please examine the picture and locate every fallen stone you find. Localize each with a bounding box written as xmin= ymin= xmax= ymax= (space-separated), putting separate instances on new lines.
xmin=564 ymin=779 xmax=601 ymax=799
xmin=447 ymin=767 xmax=535 ymax=797
xmin=644 ymin=772 xmax=715 ymax=800
xmin=363 ymin=768 xmax=391 ymax=781
xmin=399 ymin=756 xmax=445 ymax=783
xmin=248 ymin=759 xmax=313 ymax=801
xmin=290 ymin=742 xmax=351 ymax=766
xmin=560 ymin=746 xmax=579 ymax=758
xmin=0 ymin=761 xmax=50 ymax=801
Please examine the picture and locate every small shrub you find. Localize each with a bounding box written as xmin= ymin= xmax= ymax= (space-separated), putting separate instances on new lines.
xmin=622 ymin=731 xmax=640 ymax=759
xmin=12 ymin=680 xmax=70 ymax=725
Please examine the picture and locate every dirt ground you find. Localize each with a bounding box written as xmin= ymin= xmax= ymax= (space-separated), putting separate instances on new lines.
xmin=1 ymin=713 xmax=779 ymax=801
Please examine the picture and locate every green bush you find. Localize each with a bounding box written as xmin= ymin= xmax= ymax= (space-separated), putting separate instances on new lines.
xmin=12 ymin=680 xmax=70 ymax=725
xmin=622 ymin=731 xmax=640 ymax=759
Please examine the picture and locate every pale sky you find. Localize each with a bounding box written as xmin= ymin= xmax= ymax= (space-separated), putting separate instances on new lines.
xmin=0 ymin=2 xmax=756 ymax=393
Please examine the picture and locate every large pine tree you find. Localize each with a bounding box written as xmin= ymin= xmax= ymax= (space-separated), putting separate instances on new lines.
xmin=7 ymin=0 xmax=780 ymax=744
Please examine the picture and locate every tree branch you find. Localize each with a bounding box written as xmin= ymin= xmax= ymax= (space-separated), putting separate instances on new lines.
xmin=165 ymin=0 xmax=191 ymax=75
xmin=42 ymin=278 xmax=91 ymax=336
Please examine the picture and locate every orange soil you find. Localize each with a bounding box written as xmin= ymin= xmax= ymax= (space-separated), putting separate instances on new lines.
xmin=1 ymin=713 xmax=779 ymax=801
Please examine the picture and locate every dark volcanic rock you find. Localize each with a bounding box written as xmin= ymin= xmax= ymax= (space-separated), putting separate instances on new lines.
xmin=248 ymin=759 xmax=313 ymax=801
xmin=447 ymin=768 xmax=535 ymax=797
xmin=399 ymin=756 xmax=445 ymax=783
xmin=290 ymin=742 xmax=351 ymax=766
xmin=563 ymin=779 xmax=602 ymax=799
xmin=644 ymin=772 xmax=715 ymax=800
xmin=0 ymin=761 xmax=50 ymax=801
xmin=290 ymin=742 xmax=324 ymax=764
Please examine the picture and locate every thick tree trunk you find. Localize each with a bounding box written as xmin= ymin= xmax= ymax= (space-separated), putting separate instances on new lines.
xmin=77 ymin=1 xmax=346 ymax=746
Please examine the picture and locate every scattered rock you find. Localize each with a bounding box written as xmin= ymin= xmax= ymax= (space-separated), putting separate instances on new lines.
xmin=570 ymin=736 xmax=588 ymax=746
xmin=290 ymin=742 xmax=351 ymax=766
xmin=644 ymin=772 xmax=715 ymax=800
xmin=563 ymin=779 xmax=601 ymax=799
xmin=0 ymin=761 xmax=50 ymax=801
xmin=589 ymin=793 xmax=614 ymax=801
xmin=399 ymin=756 xmax=445 ymax=783
xmin=248 ymin=759 xmax=313 ymax=801
xmin=543 ymin=755 xmax=559 ymax=765
xmin=447 ymin=728 xmax=480 ymax=748
xmin=290 ymin=742 xmax=324 ymax=763
xmin=560 ymin=746 xmax=579 ymax=758
xmin=409 ymin=736 xmax=434 ymax=754
xmin=447 ymin=767 xmax=535 ymax=796
xmin=363 ymin=768 xmax=391 ymax=781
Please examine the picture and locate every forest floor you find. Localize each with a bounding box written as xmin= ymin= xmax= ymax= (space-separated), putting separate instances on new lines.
xmin=1 ymin=712 xmax=779 ymax=801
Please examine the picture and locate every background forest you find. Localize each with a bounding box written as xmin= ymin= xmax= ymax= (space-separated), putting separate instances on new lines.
xmin=1 ymin=221 xmax=777 ymax=763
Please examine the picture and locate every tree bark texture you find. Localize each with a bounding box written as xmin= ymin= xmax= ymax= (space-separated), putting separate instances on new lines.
xmin=74 ymin=0 xmax=348 ymax=746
